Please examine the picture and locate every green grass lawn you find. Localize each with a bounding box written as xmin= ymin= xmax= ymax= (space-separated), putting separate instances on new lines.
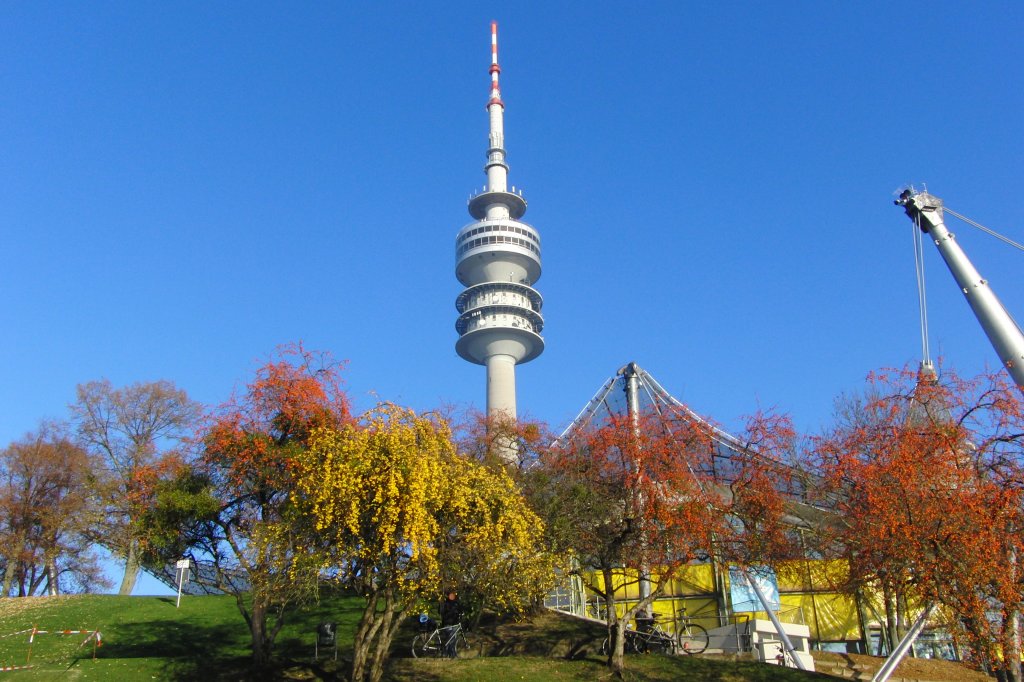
xmin=0 ymin=593 xmax=353 ymax=680
xmin=0 ymin=593 xmax=838 ymax=681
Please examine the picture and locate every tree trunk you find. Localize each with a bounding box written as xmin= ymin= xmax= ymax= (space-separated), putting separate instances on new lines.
xmin=896 ymin=589 xmax=910 ymax=644
xmin=1003 ymin=546 xmax=1022 ymax=682
xmin=249 ymin=599 xmax=272 ymax=668
xmin=602 ymin=567 xmax=626 ymax=677
xmin=350 ymin=584 xmax=407 ymax=682
xmin=611 ymin=616 xmax=629 ymax=678
xmin=1003 ymin=607 xmax=1022 ymax=682
xmin=118 ymin=540 xmax=140 ymax=595
xmin=883 ymin=583 xmax=898 ymax=655
xmin=1 ymin=553 xmax=18 ymax=597
xmin=367 ymin=589 xmax=404 ymax=682
xmin=854 ymin=588 xmax=871 ymax=654
xmin=2 ymin=533 xmax=29 ymax=598
xmin=470 ymin=600 xmax=486 ymax=631
xmin=351 ymin=591 xmax=382 ymax=682
xmin=45 ymin=560 xmax=58 ymax=596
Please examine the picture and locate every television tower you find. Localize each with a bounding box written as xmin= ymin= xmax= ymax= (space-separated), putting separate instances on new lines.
xmin=455 ymin=22 xmax=544 ymax=429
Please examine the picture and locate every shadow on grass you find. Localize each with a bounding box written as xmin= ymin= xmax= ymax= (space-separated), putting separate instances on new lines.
xmin=96 ymin=617 xmax=250 ymax=680
xmin=100 ymin=618 xmax=244 ymax=659
xmin=473 ymin=609 xmax=606 ymax=659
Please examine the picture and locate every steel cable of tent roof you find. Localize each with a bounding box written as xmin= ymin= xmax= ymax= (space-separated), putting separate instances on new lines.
xmin=636 ymin=375 xmax=708 ymax=493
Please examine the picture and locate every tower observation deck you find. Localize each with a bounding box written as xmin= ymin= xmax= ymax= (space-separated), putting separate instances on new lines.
xmin=455 ymin=22 xmax=544 ymax=423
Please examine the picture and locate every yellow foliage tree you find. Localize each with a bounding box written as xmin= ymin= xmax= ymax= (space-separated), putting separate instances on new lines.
xmin=293 ymin=404 xmax=553 ymax=682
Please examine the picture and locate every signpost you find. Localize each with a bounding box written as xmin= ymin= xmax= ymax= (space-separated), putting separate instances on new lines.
xmin=175 ymin=559 xmax=191 ymax=608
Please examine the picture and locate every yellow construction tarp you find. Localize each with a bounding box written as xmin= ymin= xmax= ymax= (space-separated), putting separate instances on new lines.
xmin=578 ymin=560 xmax=863 ymax=644
xmin=585 ymin=564 xmax=715 ymax=600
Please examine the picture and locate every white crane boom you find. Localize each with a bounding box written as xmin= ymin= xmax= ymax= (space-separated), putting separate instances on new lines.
xmin=895 ymin=189 xmax=1024 ymax=390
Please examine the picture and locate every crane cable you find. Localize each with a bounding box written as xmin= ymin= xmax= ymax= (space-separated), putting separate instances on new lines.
xmin=911 ymin=211 xmax=932 ymax=368
xmin=911 ymin=201 xmax=1023 ymax=372
xmin=944 ymin=206 xmax=1024 ymax=253
xmin=944 ymin=205 xmax=1024 ymax=337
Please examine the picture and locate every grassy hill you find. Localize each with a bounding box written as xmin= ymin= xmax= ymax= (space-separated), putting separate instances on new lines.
xmin=0 ymin=594 xmax=986 ymax=681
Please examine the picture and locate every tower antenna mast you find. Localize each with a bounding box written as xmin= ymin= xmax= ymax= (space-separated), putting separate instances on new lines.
xmin=454 ymin=23 xmax=546 ymax=460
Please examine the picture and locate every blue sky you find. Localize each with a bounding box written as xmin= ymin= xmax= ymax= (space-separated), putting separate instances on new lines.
xmin=2 ymin=3 xmax=1022 ymax=589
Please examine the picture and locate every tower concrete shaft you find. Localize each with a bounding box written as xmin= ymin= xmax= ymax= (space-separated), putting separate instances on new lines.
xmin=455 ymin=22 xmax=544 ymax=424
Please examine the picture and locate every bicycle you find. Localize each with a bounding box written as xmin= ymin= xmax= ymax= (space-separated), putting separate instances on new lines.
xmin=675 ymin=608 xmax=709 ymax=655
xmin=634 ymin=614 xmax=678 ymax=654
xmin=600 ymin=629 xmax=641 ymax=656
xmin=773 ymin=642 xmax=795 ymax=667
xmin=411 ymin=620 xmax=471 ymax=659
xmin=600 ymin=614 xmax=677 ymax=655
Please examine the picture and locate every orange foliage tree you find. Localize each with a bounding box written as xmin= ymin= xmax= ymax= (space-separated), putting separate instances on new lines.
xmin=533 ymin=407 xmax=796 ymax=676
xmin=0 ymin=423 xmax=108 ymax=596
xmin=453 ymin=409 xmax=552 ymax=471
xmin=193 ymin=345 xmax=351 ymax=667
xmin=809 ymin=365 xmax=1024 ymax=681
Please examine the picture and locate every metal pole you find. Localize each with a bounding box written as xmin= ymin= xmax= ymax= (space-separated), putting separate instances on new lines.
xmin=741 ymin=567 xmax=807 ymax=671
xmin=871 ymin=603 xmax=935 ymax=682
xmin=622 ymin=363 xmax=652 ymax=615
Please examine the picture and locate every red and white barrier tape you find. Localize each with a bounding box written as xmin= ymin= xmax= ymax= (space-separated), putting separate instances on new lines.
xmin=27 ymin=628 xmax=101 ymax=644
xmin=0 ymin=626 xmax=104 ymax=671
xmin=0 ymin=630 xmax=34 ymax=640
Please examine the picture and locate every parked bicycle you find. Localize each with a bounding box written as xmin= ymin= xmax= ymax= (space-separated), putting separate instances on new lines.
xmin=600 ymin=613 xmax=677 ymax=655
xmin=773 ymin=642 xmax=794 ymax=667
xmin=675 ymin=607 xmax=709 ymax=655
xmin=411 ymin=616 xmax=471 ymax=659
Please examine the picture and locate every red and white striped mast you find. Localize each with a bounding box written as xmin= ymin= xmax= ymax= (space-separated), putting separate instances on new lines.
xmin=454 ymin=23 xmax=546 ymax=461
xmin=486 ymin=21 xmax=508 ymax=199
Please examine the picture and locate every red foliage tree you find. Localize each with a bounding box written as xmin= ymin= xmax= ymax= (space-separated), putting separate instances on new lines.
xmin=195 ymin=344 xmax=351 ymax=667
xmin=540 ymin=405 xmax=794 ymax=671
xmin=0 ymin=423 xmax=109 ymax=596
xmin=810 ymin=365 xmax=1024 ymax=680
xmin=453 ymin=408 xmax=552 ymax=470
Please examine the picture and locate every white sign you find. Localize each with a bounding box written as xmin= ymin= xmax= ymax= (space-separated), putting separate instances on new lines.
xmin=175 ymin=559 xmax=192 ymax=608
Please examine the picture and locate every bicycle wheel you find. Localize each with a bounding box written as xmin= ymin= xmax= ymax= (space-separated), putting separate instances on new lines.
xmin=631 ymin=633 xmax=651 ymax=654
xmin=456 ymin=627 xmax=472 ymax=658
xmin=412 ymin=631 xmax=441 ymax=658
xmin=677 ymin=623 xmax=708 ymax=655
xmin=602 ymin=634 xmax=633 ymax=655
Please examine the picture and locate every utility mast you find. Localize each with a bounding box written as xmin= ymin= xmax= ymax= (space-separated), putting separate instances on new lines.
xmin=896 ymin=189 xmax=1024 ymax=389
xmin=454 ymin=22 xmax=545 ymax=449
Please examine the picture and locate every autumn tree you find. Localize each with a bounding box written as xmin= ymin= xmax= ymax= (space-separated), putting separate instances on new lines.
xmin=531 ymin=412 xmax=725 ymax=675
xmin=448 ymin=409 xmax=561 ymax=622
xmin=186 ymin=345 xmax=351 ymax=668
xmin=718 ymin=409 xmax=804 ymax=569
xmin=529 ymin=405 xmax=800 ymax=677
xmin=0 ymin=423 xmax=109 ymax=597
xmin=70 ymin=379 xmax=201 ymax=594
xmin=809 ymin=365 xmax=1024 ymax=681
xmin=293 ymin=404 xmax=554 ymax=682
xmin=454 ymin=409 xmax=552 ymax=471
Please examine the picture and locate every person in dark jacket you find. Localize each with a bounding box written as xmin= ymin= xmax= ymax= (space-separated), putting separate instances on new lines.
xmin=439 ymin=589 xmax=463 ymax=657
